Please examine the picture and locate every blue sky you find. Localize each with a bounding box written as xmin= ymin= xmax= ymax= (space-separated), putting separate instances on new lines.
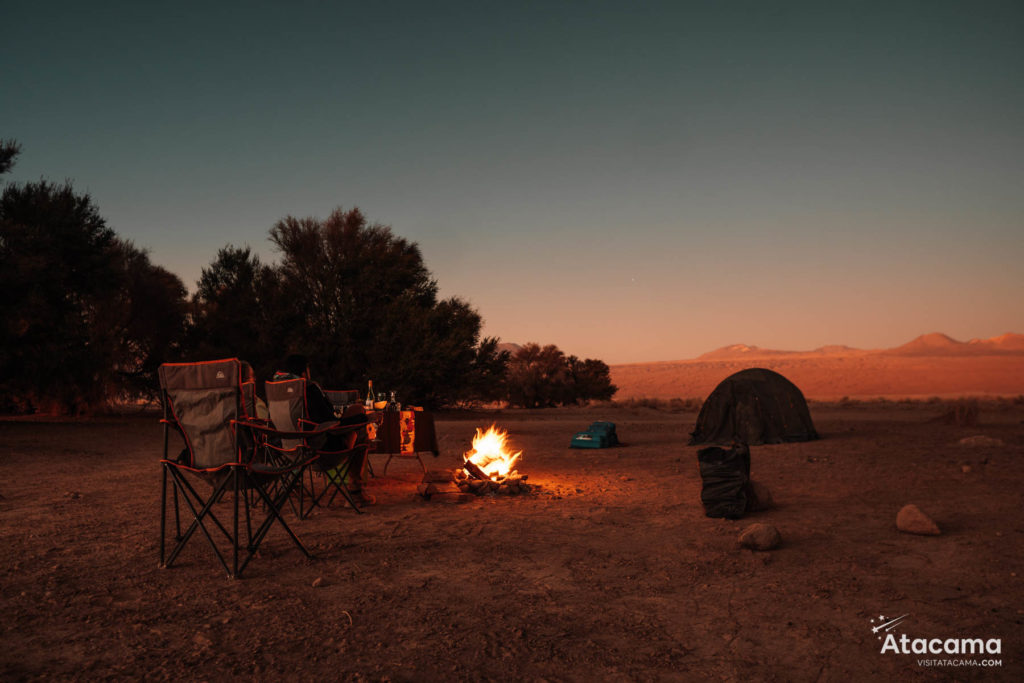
xmin=3 ymin=1 xmax=1021 ymax=363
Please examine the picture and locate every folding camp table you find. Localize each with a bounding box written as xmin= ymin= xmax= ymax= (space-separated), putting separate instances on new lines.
xmin=371 ymin=409 xmax=439 ymax=474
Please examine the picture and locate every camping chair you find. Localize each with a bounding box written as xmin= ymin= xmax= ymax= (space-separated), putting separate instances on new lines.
xmin=265 ymin=378 xmax=370 ymax=518
xmin=159 ymin=358 xmax=317 ymax=578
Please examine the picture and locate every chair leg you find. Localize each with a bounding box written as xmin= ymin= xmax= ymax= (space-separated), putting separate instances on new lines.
xmin=232 ymin=468 xmax=240 ymax=579
xmin=172 ymin=473 xmax=182 ymax=540
xmin=163 ymin=468 xmax=237 ymax=577
xmin=160 ymin=465 xmax=168 ymax=566
xmin=239 ymin=470 xmax=312 ymax=576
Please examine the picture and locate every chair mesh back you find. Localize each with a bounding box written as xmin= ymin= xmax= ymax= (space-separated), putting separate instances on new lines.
xmin=266 ymin=379 xmax=307 ymax=449
xmin=159 ymin=359 xmax=242 ymax=469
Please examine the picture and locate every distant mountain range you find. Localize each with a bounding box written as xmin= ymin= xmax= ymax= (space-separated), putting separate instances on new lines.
xmin=608 ymin=332 xmax=1024 ymax=400
xmin=696 ymin=332 xmax=1024 ymax=360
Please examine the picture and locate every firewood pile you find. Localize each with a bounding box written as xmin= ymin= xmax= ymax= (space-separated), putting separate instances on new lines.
xmin=416 ymin=467 xmax=531 ymax=501
xmin=456 ymin=461 xmax=530 ymax=495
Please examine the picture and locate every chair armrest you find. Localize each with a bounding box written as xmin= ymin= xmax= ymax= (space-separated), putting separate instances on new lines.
xmin=233 ymin=417 xmax=368 ymax=441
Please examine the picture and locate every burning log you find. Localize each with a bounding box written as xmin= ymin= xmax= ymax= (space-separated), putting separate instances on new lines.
xmin=462 ymin=460 xmax=490 ymax=481
xmin=454 ymin=472 xmax=531 ymax=496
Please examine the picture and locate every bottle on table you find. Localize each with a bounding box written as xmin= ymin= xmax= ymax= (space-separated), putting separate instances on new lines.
xmin=387 ymin=391 xmax=399 ymax=412
xmin=365 ymin=380 xmax=375 ymax=409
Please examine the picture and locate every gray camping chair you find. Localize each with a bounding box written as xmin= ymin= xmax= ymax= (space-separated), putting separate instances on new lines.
xmin=264 ymin=378 xmax=370 ymax=517
xmin=159 ymin=358 xmax=317 ymax=578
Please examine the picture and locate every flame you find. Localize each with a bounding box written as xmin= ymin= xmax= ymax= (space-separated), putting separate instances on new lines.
xmin=464 ymin=424 xmax=522 ymax=479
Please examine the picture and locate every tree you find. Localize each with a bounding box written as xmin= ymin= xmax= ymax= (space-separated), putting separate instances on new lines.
xmin=565 ymin=356 xmax=618 ymax=403
xmin=0 ymin=179 xmax=122 ymax=412
xmin=184 ymin=246 xmax=287 ymax=382
xmin=0 ymin=139 xmax=21 ymax=176
xmin=265 ymin=207 xmax=499 ymax=407
xmin=0 ymin=144 xmax=187 ymax=413
xmin=505 ymin=343 xmax=569 ymax=408
xmin=100 ymin=240 xmax=188 ymax=399
xmin=505 ymin=344 xmax=617 ymax=408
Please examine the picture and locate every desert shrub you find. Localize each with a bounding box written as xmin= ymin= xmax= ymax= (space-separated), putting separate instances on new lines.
xmin=615 ymin=397 xmax=702 ymax=413
xmin=935 ymin=398 xmax=980 ymax=426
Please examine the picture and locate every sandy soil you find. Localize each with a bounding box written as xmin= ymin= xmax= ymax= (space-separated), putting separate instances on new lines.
xmin=611 ymin=354 xmax=1024 ymax=401
xmin=2 ymin=403 xmax=1022 ymax=680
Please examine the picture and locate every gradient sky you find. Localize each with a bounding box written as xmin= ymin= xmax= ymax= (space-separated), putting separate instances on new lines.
xmin=4 ymin=1 xmax=1021 ymax=363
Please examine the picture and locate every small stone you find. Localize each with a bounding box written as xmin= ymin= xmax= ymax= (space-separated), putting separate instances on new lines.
xmin=312 ymin=577 xmax=323 ymax=588
xmin=192 ymin=633 xmax=212 ymax=649
xmin=961 ymin=464 xmax=972 ymax=473
xmin=738 ymin=523 xmax=781 ymax=551
xmin=896 ymin=504 xmax=941 ymax=536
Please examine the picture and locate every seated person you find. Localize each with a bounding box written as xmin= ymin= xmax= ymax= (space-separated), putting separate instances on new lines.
xmin=241 ymin=361 xmax=269 ymax=420
xmin=274 ymin=354 xmax=374 ymax=506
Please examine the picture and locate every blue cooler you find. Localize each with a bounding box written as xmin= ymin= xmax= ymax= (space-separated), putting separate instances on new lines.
xmin=570 ymin=421 xmax=619 ymax=449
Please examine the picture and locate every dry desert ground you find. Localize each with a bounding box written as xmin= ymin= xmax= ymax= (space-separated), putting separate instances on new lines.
xmin=1 ymin=401 xmax=1022 ymax=680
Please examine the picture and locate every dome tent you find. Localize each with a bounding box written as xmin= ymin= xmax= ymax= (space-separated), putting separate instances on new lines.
xmin=689 ymin=368 xmax=819 ymax=445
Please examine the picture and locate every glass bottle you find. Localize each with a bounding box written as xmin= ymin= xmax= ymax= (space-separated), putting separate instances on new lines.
xmin=365 ymin=380 xmax=375 ymax=409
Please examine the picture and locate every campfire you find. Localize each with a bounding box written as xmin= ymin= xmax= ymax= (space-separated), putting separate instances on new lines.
xmin=416 ymin=425 xmax=530 ymax=500
xmin=456 ymin=425 xmax=528 ymax=494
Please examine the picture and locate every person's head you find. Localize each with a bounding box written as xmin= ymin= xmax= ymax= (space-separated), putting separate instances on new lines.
xmin=283 ymin=353 xmax=310 ymax=379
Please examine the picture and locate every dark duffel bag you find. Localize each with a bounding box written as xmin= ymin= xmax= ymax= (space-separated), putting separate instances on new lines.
xmin=697 ymin=443 xmax=751 ymax=519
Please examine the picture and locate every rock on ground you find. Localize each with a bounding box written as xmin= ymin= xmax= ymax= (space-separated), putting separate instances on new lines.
xmin=896 ymin=504 xmax=941 ymax=536
xmin=739 ymin=523 xmax=781 ymax=551
xmin=958 ymin=435 xmax=1004 ymax=447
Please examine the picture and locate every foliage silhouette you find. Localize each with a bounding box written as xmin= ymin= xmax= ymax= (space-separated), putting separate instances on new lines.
xmin=505 ymin=343 xmax=617 ymax=408
xmin=0 ymin=170 xmax=186 ymax=412
xmin=187 ymin=208 xmax=508 ymax=407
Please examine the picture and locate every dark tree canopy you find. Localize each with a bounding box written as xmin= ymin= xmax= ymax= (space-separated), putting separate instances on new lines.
xmin=505 ymin=343 xmax=617 ymax=408
xmin=0 ymin=139 xmax=21 ymax=176
xmin=0 ymin=178 xmax=186 ymax=413
xmin=565 ymin=355 xmax=617 ymax=403
xmin=184 ymin=246 xmax=286 ymax=383
xmin=1 ymin=140 xmax=608 ymax=412
xmin=186 ymin=207 xmax=509 ymax=407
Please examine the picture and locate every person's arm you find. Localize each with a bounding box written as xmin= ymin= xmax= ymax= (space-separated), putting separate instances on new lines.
xmin=305 ymin=381 xmax=336 ymax=424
